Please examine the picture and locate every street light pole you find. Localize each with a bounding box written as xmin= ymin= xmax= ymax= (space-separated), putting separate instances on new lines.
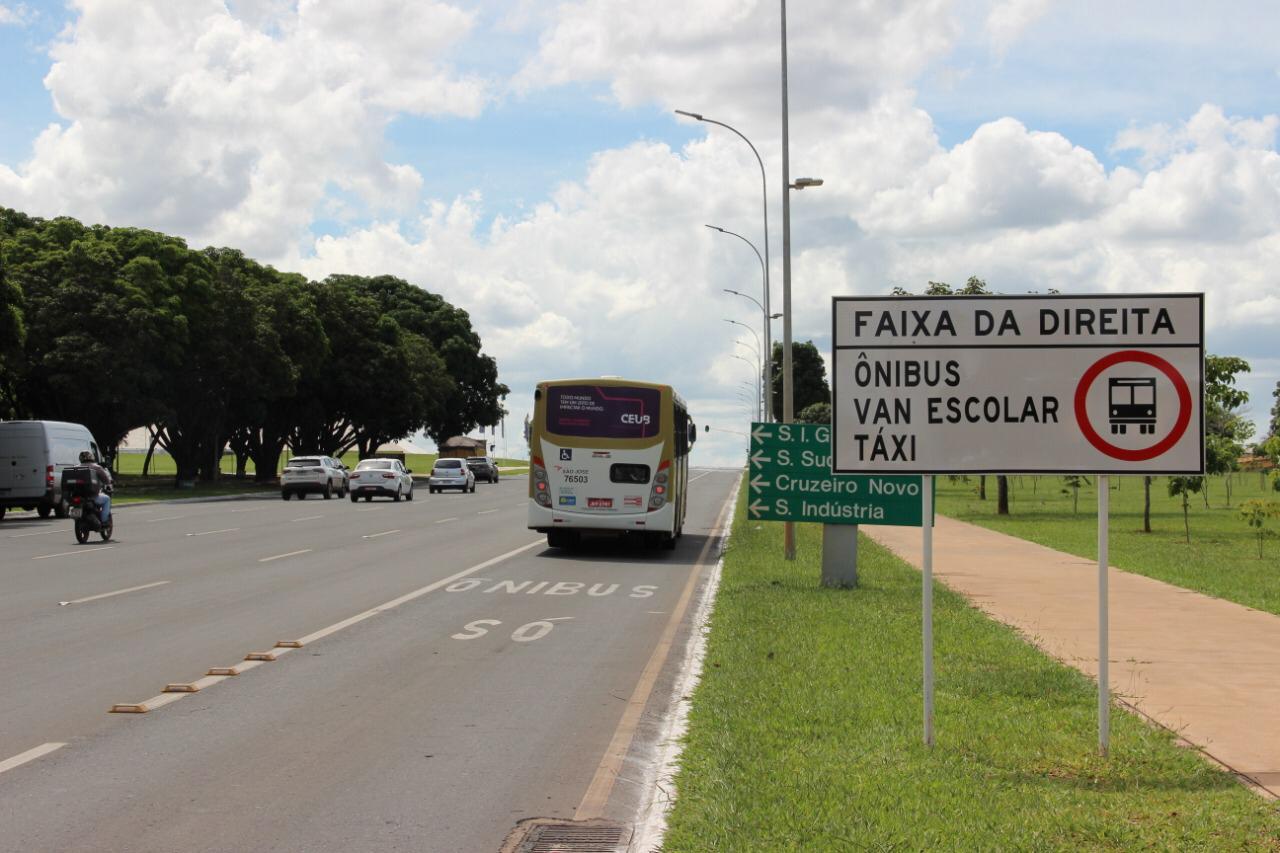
xmin=731 ymin=354 xmax=762 ymax=422
xmin=725 ymin=318 xmax=764 ymax=418
xmin=779 ymin=0 xmax=822 ymax=560
xmin=675 ymin=112 xmax=773 ymax=420
xmin=780 ymin=0 xmax=796 ymax=559
xmin=708 ymin=225 xmax=771 ymax=419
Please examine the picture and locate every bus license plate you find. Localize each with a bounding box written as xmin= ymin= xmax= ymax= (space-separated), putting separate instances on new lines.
xmin=70 ymin=507 xmax=82 ymax=518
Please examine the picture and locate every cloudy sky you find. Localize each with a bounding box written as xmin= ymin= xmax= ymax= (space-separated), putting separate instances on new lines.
xmin=2 ymin=0 xmax=1278 ymax=466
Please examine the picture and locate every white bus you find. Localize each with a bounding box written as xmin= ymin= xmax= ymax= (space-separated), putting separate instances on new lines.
xmin=527 ymin=378 xmax=696 ymax=549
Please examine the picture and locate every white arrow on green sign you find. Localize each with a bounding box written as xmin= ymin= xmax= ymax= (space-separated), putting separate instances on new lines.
xmin=748 ymin=422 xmax=926 ymax=526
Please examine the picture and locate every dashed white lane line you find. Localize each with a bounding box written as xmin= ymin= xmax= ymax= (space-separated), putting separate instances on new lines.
xmin=109 ymin=539 xmax=546 ymax=715
xmin=184 ymin=528 xmax=239 ymax=537
xmin=147 ymin=515 xmax=189 ymax=523
xmin=59 ymin=581 xmax=170 ymax=606
xmin=689 ymin=470 xmax=715 ymax=484
xmin=0 ymin=742 xmax=66 ymax=775
xmin=7 ymin=528 xmax=64 ymax=538
xmin=478 ymin=509 xmax=500 ymax=515
xmin=33 ymin=546 xmax=113 ymax=561
xmin=434 ymin=517 xmax=459 ymax=524
xmin=291 ymin=515 xmax=324 ymax=522
xmin=227 ymin=507 xmax=260 ymax=513
xmin=259 ymin=549 xmax=313 ymax=563
xmin=362 ymin=529 xmax=400 ymax=539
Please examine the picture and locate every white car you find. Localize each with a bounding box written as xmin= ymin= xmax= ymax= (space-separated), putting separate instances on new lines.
xmin=428 ymin=458 xmax=475 ymax=493
xmin=348 ymin=458 xmax=414 ymax=502
xmin=281 ymin=456 xmax=348 ymax=500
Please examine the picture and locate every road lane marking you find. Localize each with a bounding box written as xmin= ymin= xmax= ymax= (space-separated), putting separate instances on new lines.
xmin=59 ymin=580 xmax=170 ymax=606
xmin=0 ymin=742 xmax=66 ymax=776
xmin=185 ymin=528 xmax=239 ymax=537
xmin=33 ymin=546 xmax=113 ymax=561
xmin=147 ymin=515 xmax=189 ymax=523
xmin=291 ymin=515 xmax=323 ymax=522
xmin=362 ymin=529 xmax=399 ymax=539
xmin=689 ymin=470 xmax=715 ymax=484
xmin=575 ymin=481 xmax=737 ymax=821
xmin=296 ymin=539 xmax=544 ymax=646
xmin=227 ymin=507 xmax=259 ymax=513
xmin=435 ymin=517 xmax=458 ymax=524
xmin=8 ymin=528 xmax=64 ymax=538
xmin=108 ymin=539 xmax=544 ymax=717
xmin=259 ymin=549 xmax=312 ymax=563
xmin=478 ymin=509 xmax=499 ymax=515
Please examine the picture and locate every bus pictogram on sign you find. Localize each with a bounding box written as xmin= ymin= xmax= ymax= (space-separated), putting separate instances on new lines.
xmin=1074 ymin=350 xmax=1192 ymax=462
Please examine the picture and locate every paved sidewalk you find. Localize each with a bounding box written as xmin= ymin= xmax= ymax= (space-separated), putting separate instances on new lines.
xmin=864 ymin=515 xmax=1280 ymax=799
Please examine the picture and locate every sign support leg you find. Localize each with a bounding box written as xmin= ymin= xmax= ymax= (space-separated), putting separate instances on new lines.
xmin=820 ymin=523 xmax=857 ymax=587
xmin=1098 ymin=474 xmax=1110 ymax=757
xmin=922 ymin=474 xmax=934 ymax=748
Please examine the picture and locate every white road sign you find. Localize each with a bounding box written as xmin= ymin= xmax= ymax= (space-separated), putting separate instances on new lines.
xmin=831 ymin=294 xmax=1204 ymax=474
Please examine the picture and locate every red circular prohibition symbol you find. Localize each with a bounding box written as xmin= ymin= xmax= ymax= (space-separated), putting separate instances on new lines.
xmin=1074 ymin=350 xmax=1192 ymax=462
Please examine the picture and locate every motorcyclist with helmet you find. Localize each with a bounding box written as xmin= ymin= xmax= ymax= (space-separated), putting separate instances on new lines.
xmin=78 ymin=450 xmax=113 ymax=526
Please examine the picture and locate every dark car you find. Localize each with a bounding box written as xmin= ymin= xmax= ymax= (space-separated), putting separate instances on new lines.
xmin=464 ymin=456 xmax=499 ymax=483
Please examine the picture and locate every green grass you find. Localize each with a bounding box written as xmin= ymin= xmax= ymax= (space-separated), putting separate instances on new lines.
xmin=937 ymin=473 xmax=1280 ymax=617
xmin=661 ymin=493 xmax=1280 ymax=851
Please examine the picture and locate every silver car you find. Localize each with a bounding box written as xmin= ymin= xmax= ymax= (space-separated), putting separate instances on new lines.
xmin=428 ymin=458 xmax=475 ymax=493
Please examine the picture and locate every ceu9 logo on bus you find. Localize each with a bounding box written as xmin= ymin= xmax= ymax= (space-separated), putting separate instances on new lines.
xmin=621 ymin=414 xmax=652 ymax=426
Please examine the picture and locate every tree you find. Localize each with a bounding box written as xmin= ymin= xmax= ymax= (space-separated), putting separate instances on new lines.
xmin=770 ymin=340 xmax=829 ymax=422
xmin=1167 ymin=476 xmax=1203 ymax=543
xmin=1269 ymin=380 xmax=1280 ymax=441
xmin=1142 ymin=476 xmax=1153 ymax=533
xmin=1062 ymin=475 xmax=1086 ymax=515
xmin=1239 ymin=499 xmax=1280 ymax=559
xmin=797 ymin=401 xmax=831 ymax=424
xmin=1202 ymin=354 xmax=1252 ymax=506
xmin=997 ymin=475 xmax=1009 ymax=515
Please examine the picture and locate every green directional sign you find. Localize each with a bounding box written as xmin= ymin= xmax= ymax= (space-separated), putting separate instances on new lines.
xmin=748 ymin=422 xmax=926 ymax=526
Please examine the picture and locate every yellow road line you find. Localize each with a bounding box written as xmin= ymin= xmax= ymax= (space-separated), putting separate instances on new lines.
xmin=574 ymin=485 xmax=737 ymax=820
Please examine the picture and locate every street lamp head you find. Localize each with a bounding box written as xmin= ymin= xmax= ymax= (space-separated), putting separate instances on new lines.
xmin=791 ymin=177 xmax=824 ymax=190
xmin=770 ymin=312 xmax=783 ymax=319
xmin=674 ymin=109 xmax=704 ymax=121
xmin=704 ymin=224 xmax=725 ymax=233
xmin=723 ymin=288 xmax=741 ymax=297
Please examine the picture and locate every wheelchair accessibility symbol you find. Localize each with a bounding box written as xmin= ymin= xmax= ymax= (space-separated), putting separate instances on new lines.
xmin=1075 ymin=350 xmax=1193 ymax=462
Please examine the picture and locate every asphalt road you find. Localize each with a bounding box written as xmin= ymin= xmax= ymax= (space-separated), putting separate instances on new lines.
xmin=0 ymin=468 xmax=738 ymax=852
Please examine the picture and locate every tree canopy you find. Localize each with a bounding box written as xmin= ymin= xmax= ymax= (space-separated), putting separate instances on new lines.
xmin=0 ymin=208 xmax=508 ymax=481
xmin=770 ymin=340 xmax=830 ymax=422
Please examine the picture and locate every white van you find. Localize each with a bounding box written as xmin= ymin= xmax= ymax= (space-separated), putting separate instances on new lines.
xmin=0 ymin=421 xmax=103 ymax=521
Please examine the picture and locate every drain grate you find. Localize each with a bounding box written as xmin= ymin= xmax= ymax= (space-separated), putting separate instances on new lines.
xmin=502 ymin=818 xmax=631 ymax=853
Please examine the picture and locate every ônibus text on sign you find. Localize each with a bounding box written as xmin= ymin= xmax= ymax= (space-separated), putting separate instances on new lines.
xmin=830 ymin=294 xmax=1204 ymax=474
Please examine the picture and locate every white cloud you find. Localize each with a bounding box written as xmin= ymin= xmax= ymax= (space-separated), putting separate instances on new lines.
xmin=985 ymin=0 xmax=1052 ymax=57
xmin=0 ymin=0 xmax=487 ymax=257
xmin=515 ymin=0 xmax=958 ymax=116
xmin=0 ymin=3 xmax=33 ymax=26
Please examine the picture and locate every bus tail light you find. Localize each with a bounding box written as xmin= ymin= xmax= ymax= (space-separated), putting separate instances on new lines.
xmin=648 ymin=460 xmax=671 ymax=511
xmin=532 ymin=456 xmax=551 ymax=507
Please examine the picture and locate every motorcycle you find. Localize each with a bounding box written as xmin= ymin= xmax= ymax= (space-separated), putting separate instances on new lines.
xmin=61 ymin=465 xmax=114 ymax=544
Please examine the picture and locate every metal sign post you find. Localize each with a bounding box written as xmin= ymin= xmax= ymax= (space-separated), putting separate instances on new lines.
xmin=1098 ymin=474 xmax=1110 ymax=756
xmin=922 ymin=474 xmax=934 ymax=748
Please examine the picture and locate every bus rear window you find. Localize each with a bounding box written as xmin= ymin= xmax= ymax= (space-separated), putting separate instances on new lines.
xmin=547 ymin=385 xmax=661 ymax=439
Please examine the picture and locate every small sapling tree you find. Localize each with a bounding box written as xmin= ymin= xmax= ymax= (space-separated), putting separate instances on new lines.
xmin=1239 ymin=500 xmax=1280 ymax=558
xmin=1061 ymin=475 xmax=1087 ymax=515
xmin=1167 ymin=476 xmax=1204 ymax=543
